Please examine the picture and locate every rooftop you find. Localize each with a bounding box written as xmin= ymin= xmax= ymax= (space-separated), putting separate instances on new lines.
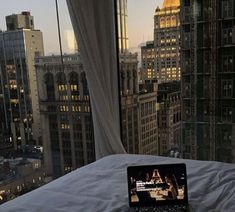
xmin=162 ymin=0 xmax=180 ymax=8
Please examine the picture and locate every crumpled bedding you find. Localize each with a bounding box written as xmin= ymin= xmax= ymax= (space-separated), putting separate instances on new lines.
xmin=1 ymin=154 xmax=235 ymax=212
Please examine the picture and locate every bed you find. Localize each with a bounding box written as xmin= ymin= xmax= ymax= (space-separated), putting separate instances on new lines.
xmin=0 ymin=154 xmax=235 ymax=212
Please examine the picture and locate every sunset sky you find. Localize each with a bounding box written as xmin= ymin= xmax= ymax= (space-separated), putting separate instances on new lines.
xmin=0 ymin=0 xmax=163 ymax=55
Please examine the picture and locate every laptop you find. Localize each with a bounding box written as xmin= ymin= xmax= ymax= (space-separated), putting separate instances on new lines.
xmin=127 ymin=163 xmax=191 ymax=212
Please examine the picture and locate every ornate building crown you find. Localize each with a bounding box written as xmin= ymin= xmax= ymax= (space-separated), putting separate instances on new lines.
xmin=162 ymin=0 xmax=180 ymax=8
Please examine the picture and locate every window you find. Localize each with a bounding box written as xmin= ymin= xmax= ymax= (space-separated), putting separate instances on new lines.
xmin=166 ymin=17 xmax=171 ymax=27
xmin=222 ymin=0 xmax=234 ymax=18
xmin=160 ymin=17 xmax=165 ymax=28
xmin=171 ymin=16 xmax=176 ymax=27
xmin=221 ymin=80 xmax=233 ymax=97
xmin=1 ymin=0 xmax=235 ymax=206
xmin=222 ymin=28 xmax=233 ymax=45
xmin=58 ymin=84 xmax=67 ymax=91
xmin=183 ymin=0 xmax=190 ymax=7
xmin=222 ymin=55 xmax=233 ymax=72
xmin=221 ymin=106 xmax=232 ymax=122
xmin=59 ymin=105 xmax=68 ymax=112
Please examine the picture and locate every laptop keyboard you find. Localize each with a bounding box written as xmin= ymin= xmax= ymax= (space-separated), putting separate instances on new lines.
xmin=133 ymin=205 xmax=187 ymax=212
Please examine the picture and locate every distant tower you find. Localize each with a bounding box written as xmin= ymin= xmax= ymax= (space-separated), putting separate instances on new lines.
xmin=154 ymin=0 xmax=180 ymax=83
xmin=117 ymin=0 xmax=129 ymax=53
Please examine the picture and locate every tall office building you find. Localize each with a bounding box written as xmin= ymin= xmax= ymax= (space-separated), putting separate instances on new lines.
xmin=140 ymin=41 xmax=156 ymax=82
xmin=35 ymin=54 xmax=95 ymax=177
xmin=157 ymin=81 xmax=181 ymax=156
xmin=120 ymin=53 xmax=158 ymax=155
xmin=154 ymin=0 xmax=181 ymax=83
xmin=181 ymin=0 xmax=235 ymax=163
xmin=117 ymin=0 xmax=129 ymax=53
xmin=0 ymin=12 xmax=44 ymax=150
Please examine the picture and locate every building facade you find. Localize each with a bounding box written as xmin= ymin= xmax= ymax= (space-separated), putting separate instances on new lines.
xmin=154 ymin=0 xmax=181 ymax=83
xmin=120 ymin=53 xmax=139 ymax=153
xmin=35 ymin=54 xmax=95 ymax=177
xmin=139 ymin=81 xmax=158 ymax=155
xmin=157 ymin=81 xmax=181 ymax=156
xmin=0 ymin=12 xmax=44 ymax=150
xmin=120 ymin=53 xmax=158 ymax=155
xmin=140 ymin=41 xmax=156 ymax=82
xmin=181 ymin=0 xmax=235 ymax=163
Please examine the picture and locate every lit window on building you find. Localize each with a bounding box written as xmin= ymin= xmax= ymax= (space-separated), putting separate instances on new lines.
xmin=61 ymin=123 xmax=70 ymax=129
xmin=60 ymin=105 xmax=69 ymax=112
xmin=166 ymin=17 xmax=171 ymax=27
xmin=70 ymin=84 xmax=78 ymax=91
xmin=171 ymin=16 xmax=177 ymax=26
xmin=58 ymin=84 xmax=67 ymax=91
xmin=72 ymin=105 xmax=81 ymax=112
xmin=160 ymin=17 xmax=165 ymax=28
xmin=10 ymin=99 xmax=19 ymax=105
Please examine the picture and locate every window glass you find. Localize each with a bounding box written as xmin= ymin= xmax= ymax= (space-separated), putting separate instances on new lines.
xmin=1 ymin=0 xmax=235 ymax=206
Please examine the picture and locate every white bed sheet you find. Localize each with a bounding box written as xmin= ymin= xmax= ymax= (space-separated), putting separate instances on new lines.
xmin=0 ymin=154 xmax=235 ymax=212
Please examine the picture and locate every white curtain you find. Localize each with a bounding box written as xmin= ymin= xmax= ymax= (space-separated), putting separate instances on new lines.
xmin=66 ymin=0 xmax=126 ymax=159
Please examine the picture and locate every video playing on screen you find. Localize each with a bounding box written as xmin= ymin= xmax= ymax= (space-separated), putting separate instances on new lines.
xmin=128 ymin=165 xmax=186 ymax=203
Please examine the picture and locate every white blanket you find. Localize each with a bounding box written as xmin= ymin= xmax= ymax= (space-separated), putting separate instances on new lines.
xmin=1 ymin=154 xmax=235 ymax=211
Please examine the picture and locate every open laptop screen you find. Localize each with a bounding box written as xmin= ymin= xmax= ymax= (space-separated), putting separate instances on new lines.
xmin=127 ymin=163 xmax=188 ymax=207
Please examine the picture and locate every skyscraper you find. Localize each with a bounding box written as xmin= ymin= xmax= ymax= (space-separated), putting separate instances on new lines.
xmin=154 ymin=0 xmax=181 ymax=83
xmin=181 ymin=0 xmax=235 ymax=163
xmin=117 ymin=0 xmax=129 ymax=53
xmin=0 ymin=12 xmax=44 ymax=149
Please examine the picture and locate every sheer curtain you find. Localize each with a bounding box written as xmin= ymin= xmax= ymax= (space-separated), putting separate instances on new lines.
xmin=66 ymin=0 xmax=126 ymax=159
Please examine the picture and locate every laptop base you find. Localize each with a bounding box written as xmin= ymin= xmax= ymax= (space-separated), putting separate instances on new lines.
xmin=131 ymin=204 xmax=188 ymax=212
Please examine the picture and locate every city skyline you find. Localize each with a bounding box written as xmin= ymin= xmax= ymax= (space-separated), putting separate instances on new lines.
xmin=0 ymin=0 xmax=235 ymax=206
xmin=0 ymin=0 xmax=163 ymax=55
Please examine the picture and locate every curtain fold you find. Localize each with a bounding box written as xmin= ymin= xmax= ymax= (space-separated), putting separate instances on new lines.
xmin=66 ymin=0 xmax=126 ymax=159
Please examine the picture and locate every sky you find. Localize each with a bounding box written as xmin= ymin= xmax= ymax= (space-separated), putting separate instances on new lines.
xmin=0 ymin=0 xmax=163 ymax=55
